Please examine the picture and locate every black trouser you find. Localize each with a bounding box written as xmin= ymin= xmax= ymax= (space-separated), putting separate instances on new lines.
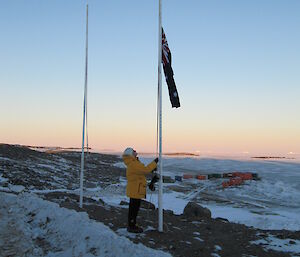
xmin=128 ymin=198 xmax=141 ymax=228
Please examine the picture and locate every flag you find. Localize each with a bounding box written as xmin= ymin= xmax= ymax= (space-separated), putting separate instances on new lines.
xmin=162 ymin=28 xmax=180 ymax=108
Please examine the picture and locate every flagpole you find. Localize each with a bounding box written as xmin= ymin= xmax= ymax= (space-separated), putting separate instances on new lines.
xmin=80 ymin=2 xmax=89 ymax=208
xmin=85 ymin=1 xmax=89 ymax=156
xmin=86 ymin=75 xmax=89 ymax=155
xmin=157 ymin=0 xmax=163 ymax=232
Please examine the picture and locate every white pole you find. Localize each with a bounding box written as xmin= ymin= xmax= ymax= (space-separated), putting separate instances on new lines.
xmin=85 ymin=72 xmax=89 ymax=154
xmin=157 ymin=0 xmax=163 ymax=232
xmin=80 ymin=3 xmax=89 ymax=208
xmin=85 ymin=4 xmax=89 ymax=155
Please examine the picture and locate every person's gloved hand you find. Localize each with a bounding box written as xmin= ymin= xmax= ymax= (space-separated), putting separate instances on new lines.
xmin=148 ymin=174 xmax=159 ymax=191
xmin=154 ymin=157 xmax=159 ymax=163
xmin=149 ymin=183 xmax=155 ymax=191
xmin=151 ymin=174 xmax=159 ymax=184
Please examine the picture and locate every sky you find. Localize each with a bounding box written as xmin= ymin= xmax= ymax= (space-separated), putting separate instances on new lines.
xmin=0 ymin=0 xmax=299 ymax=156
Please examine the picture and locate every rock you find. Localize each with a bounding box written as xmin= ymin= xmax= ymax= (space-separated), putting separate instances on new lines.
xmin=163 ymin=209 xmax=174 ymax=216
xmin=141 ymin=200 xmax=155 ymax=210
xmin=276 ymin=234 xmax=285 ymax=239
xmin=163 ymin=176 xmax=175 ymax=183
xmin=119 ymin=201 xmax=129 ymax=206
xmin=183 ymin=202 xmax=211 ymax=219
xmin=85 ymin=182 xmax=97 ymax=188
xmin=216 ymin=217 xmax=229 ymax=222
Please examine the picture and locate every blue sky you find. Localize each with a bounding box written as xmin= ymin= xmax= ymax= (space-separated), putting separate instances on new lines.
xmin=1 ymin=0 xmax=299 ymax=155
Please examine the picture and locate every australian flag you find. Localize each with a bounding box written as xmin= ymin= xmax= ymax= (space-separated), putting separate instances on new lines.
xmin=162 ymin=28 xmax=180 ymax=108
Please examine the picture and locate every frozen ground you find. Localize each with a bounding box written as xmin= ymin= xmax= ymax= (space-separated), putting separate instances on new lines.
xmin=0 ymin=192 xmax=171 ymax=257
xmin=1 ymin=144 xmax=299 ymax=231
xmin=1 ymin=145 xmax=299 ymax=256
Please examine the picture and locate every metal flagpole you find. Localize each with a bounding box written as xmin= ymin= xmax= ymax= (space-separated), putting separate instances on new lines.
xmin=85 ymin=74 xmax=89 ymax=155
xmin=156 ymin=71 xmax=160 ymax=157
xmin=85 ymin=7 xmax=89 ymax=155
xmin=80 ymin=3 xmax=89 ymax=208
xmin=157 ymin=0 xmax=163 ymax=232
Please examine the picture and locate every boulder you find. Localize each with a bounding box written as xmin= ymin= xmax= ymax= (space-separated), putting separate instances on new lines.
xmin=163 ymin=176 xmax=175 ymax=183
xmin=183 ymin=201 xmax=211 ymax=219
xmin=163 ymin=209 xmax=174 ymax=216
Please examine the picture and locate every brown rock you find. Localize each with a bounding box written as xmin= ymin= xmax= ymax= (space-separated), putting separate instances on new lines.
xmin=183 ymin=201 xmax=211 ymax=219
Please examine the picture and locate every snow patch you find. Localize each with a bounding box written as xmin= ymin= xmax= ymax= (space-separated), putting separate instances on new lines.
xmin=115 ymin=228 xmax=142 ymax=239
xmin=194 ymin=237 xmax=204 ymax=242
xmin=0 ymin=174 xmax=8 ymax=183
xmin=215 ymin=245 xmax=222 ymax=251
xmin=0 ymin=156 xmax=11 ymax=161
xmin=113 ymin=162 xmax=126 ymax=168
xmin=0 ymin=192 xmax=171 ymax=257
xmin=8 ymin=184 xmax=25 ymax=193
xmin=251 ymin=235 xmax=300 ymax=254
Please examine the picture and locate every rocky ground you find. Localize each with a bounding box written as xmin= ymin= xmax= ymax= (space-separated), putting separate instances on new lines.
xmin=0 ymin=144 xmax=299 ymax=257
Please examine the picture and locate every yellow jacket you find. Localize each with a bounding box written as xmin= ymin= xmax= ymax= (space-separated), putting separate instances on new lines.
xmin=123 ymin=155 xmax=157 ymax=199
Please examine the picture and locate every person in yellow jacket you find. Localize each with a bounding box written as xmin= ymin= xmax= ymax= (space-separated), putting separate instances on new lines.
xmin=122 ymin=147 xmax=158 ymax=233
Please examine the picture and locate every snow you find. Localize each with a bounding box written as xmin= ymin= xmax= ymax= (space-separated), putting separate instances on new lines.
xmin=0 ymin=186 xmax=11 ymax=192
xmin=147 ymin=190 xmax=188 ymax=215
xmin=113 ymin=161 xmax=126 ymax=168
xmin=0 ymin=192 xmax=171 ymax=257
xmin=116 ymin=228 xmax=140 ymax=239
xmin=251 ymin=235 xmax=300 ymax=254
xmin=87 ymin=184 xmax=128 ymax=208
xmin=8 ymin=184 xmax=25 ymax=193
xmin=31 ymin=188 xmax=74 ymax=194
xmin=214 ymin=245 xmax=222 ymax=251
xmin=0 ymin=156 xmax=11 ymax=161
xmin=0 ymin=174 xmax=8 ymax=183
xmin=194 ymin=237 xmax=204 ymax=242
xmin=205 ymin=204 xmax=300 ymax=230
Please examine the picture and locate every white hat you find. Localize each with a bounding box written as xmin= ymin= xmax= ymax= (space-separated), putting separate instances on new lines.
xmin=123 ymin=147 xmax=134 ymax=156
